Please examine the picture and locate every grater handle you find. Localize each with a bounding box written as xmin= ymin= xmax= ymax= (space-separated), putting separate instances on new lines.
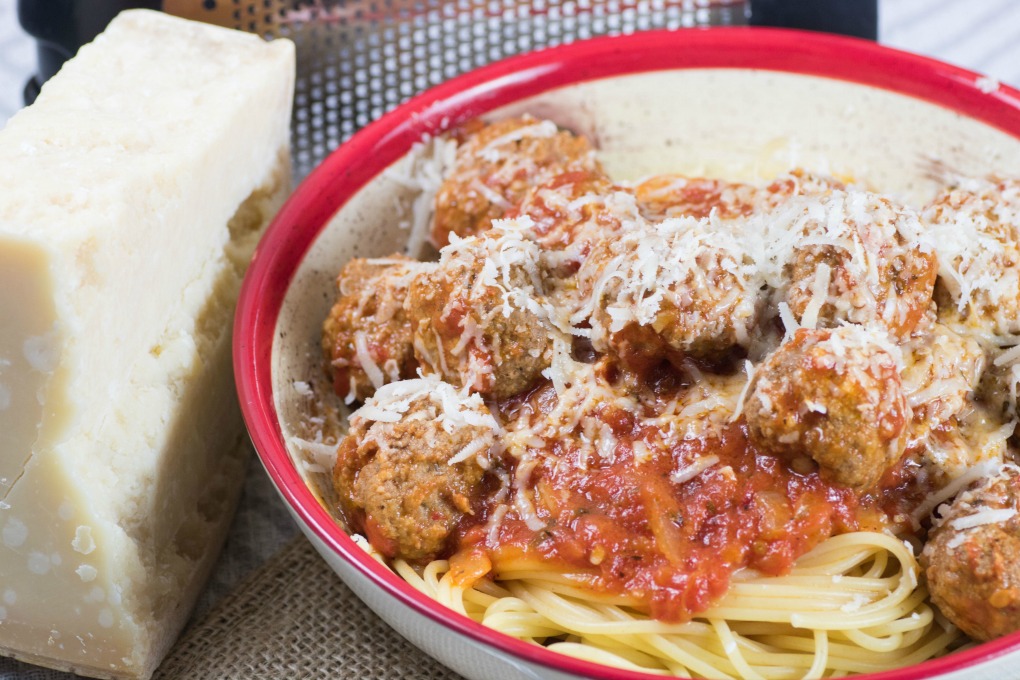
xmin=18 ymin=0 xmax=160 ymax=104
xmin=749 ymin=0 xmax=877 ymax=40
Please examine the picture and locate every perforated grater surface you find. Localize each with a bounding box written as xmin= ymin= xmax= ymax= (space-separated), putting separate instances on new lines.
xmin=160 ymin=0 xmax=748 ymax=179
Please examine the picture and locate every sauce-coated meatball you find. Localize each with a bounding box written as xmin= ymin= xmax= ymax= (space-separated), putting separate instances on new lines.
xmin=779 ymin=190 xmax=937 ymax=339
xmin=901 ymin=323 xmax=984 ymax=446
xmin=431 ymin=116 xmax=601 ymax=248
xmin=406 ymin=223 xmax=553 ymax=399
xmin=577 ymin=217 xmax=761 ymax=370
xmin=979 ymin=350 xmax=1020 ymax=428
xmin=635 ymin=169 xmax=842 ymax=222
xmin=763 ymin=170 xmax=845 ymax=206
xmin=745 ymin=326 xmax=910 ymax=492
xmin=924 ymin=178 xmax=1020 ymax=337
xmin=334 ymin=379 xmax=497 ymax=561
xmin=322 ymin=255 xmax=420 ymax=402
xmin=923 ymin=465 xmax=1020 ymax=641
xmin=514 ymin=171 xmax=641 ymax=272
xmin=636 ymin=176 xmax=762 ymax=222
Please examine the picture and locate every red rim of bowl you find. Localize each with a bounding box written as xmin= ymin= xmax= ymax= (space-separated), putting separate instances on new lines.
xmin=236 ymin=26 xmax=1020 ymax=680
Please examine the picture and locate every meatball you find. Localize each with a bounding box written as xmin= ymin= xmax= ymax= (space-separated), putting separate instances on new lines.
xmin=898 ymin=324 xmax=989 ymax=486
xmin=902 ymin=323 xmax=985 ymax=442
xmin=514 ymin=171 xmax=642 ymax=271
xmin=406 ymin=222 xmax=553 ymax=399
xmin=635 ymin=169 xmax=842 ymax=222
xmin=779 ymin=190 xmax=937 ymax=339
xmin=923 ymin=464 xmax=1020 ymax=641
xmin=924 ymin=178 xmax=1020 ymax=337
xmin=333 ymin=378 xmax=497 ymax=561
xmin=636 ymin=176 xmax=763 ymax=222
xmin=745 ymin=326 xmax=910 ymax=492
xmin=431 ymin=116 xmax=601 ymax=248
xmin=576 ymin=216 xmax=762 ymax=370
xmin=761 ymin=169 xmax=845 ymax=208
xmin=322 ymin=255 xmax=420 ymax=402
xmin=979 ymin=348 xmax=1020 ymax=427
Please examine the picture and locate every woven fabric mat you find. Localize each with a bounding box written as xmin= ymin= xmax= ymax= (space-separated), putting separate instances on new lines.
xmin=154 ymin=536 xmax=463 ymax=680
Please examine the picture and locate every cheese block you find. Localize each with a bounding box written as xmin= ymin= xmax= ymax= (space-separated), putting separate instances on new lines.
xmin=0 ymin=10 xmax=294 ymax=679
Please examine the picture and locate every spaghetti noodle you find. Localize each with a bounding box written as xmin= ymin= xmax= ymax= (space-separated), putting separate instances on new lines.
xmin=391 ymin=532 xmax=961 ymax=679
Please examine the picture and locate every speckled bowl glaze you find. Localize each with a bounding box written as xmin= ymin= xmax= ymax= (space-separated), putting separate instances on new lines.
xmin=236 ymin=28 xmax=1020 ymax=680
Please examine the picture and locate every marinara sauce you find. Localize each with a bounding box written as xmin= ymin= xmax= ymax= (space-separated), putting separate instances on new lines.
xmin=455 ymin=378 xmax=869 ymax=623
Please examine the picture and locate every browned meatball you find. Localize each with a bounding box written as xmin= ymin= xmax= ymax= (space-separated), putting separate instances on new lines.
xmin=431 ymin=116 xmax=601 ymax=248
xmin=333 ymin=378 xmax=497 ymax=561
xmin=406 ymin=224 xmax=553 ymax=399
xmin=322 ymin=255 xmax=420 ymax=402
xmin=923 ymin=465 xmax=1020 ymax=641
xmin=513 ymin=171 xmax=641 ymax=271
xmin=635 ymin=169 xmax=842 ymax=222
xmin=780 ymin=190 xmax=937 ymax=339
xmin=745 ymin=326 xmax=910 ymax=492
xmin=636 ymin=175 xmax=762 ymax=222
xmin=978 ymin=357 xmax=1016 ymax=422
xmin=576 ymin=216 xmax=762 ymax=370
xmin=762 ymin=169 xmax=845 ymax=207
xmin=901 ymin=323 xmax=985 ymax=446
xmin=924 ymin=178 xmax=1020 ymax=336
xmin=979 ymin=350 xmax=1020 ymax=429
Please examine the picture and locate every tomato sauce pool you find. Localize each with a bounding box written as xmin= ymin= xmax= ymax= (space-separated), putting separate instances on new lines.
xmin=454 ymin=381 xmax=871 ymax=623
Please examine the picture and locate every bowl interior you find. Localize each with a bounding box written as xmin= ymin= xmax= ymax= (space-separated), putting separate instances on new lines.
xmin=241 ymin=28 xmax=1020 ymax=680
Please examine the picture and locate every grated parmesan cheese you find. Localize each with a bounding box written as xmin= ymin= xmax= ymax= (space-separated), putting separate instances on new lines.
xmin=478 ymin=119 xmax=558 ymax=162
xmin=289 ymin=437 xmax=340 ymax=471
xmin=950 ymin=508 xmax=1017 ymax=531
xmin=915 ymin=459 xmax=1007 ymax=526
xmin=670 ymin=455 xmax=720 ymax=485
xmin=351 ymin=375 xmax=500 ymax=441
xmin=976 ymin=75 xmax=1000 ymax=94
xmin=799 ymin=262 xmax=831 ymax=330
xmin=729 ymin=360 xmax=756 ymax=423
xmin=385 ymin=134 xmax=460 ymax=257
xmin=512 ymin=456 xmax=546 ymax=531
xmin=353 ymin=331 xmax=385 ymax=389
xmin=840 ymin=593 xmax=871 ymax=613
xmin=994 ymin=344 xmax=1020 ymax=368
xmin=777 ymin=302 xmax=799 ymax=339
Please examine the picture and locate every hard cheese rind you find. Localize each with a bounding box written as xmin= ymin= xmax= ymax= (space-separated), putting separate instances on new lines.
xmin=0 ymin=10 xmax=294 ymax=679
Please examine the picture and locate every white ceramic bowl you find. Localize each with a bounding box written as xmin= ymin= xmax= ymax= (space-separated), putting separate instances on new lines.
xmin=235 ymin=27 xmax=1020 ymax=680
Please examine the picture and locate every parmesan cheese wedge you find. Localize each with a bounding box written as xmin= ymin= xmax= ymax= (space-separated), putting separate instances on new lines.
xmin=0 ymin=10 xmax=294 ymax=679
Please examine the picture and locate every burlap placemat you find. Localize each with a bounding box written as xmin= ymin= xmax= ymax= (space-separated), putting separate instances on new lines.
xmin=154 ymin=536 xmax=463 ymax=680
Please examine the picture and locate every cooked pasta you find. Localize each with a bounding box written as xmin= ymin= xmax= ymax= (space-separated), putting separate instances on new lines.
xmin=386 ymin=532 xmax=963 ymax=679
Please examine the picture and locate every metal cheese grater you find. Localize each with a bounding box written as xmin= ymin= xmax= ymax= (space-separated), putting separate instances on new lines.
xmin=171 ymin=0 xmax=750 ymax=179
xmin=19 ymin=0 xmax=876 ymax=180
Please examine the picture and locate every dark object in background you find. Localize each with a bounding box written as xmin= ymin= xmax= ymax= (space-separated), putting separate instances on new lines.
xmin=750 ymin=0 xmax=878 ymax=40
xmin=19 ymin=0 xmax=160 ymax=103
